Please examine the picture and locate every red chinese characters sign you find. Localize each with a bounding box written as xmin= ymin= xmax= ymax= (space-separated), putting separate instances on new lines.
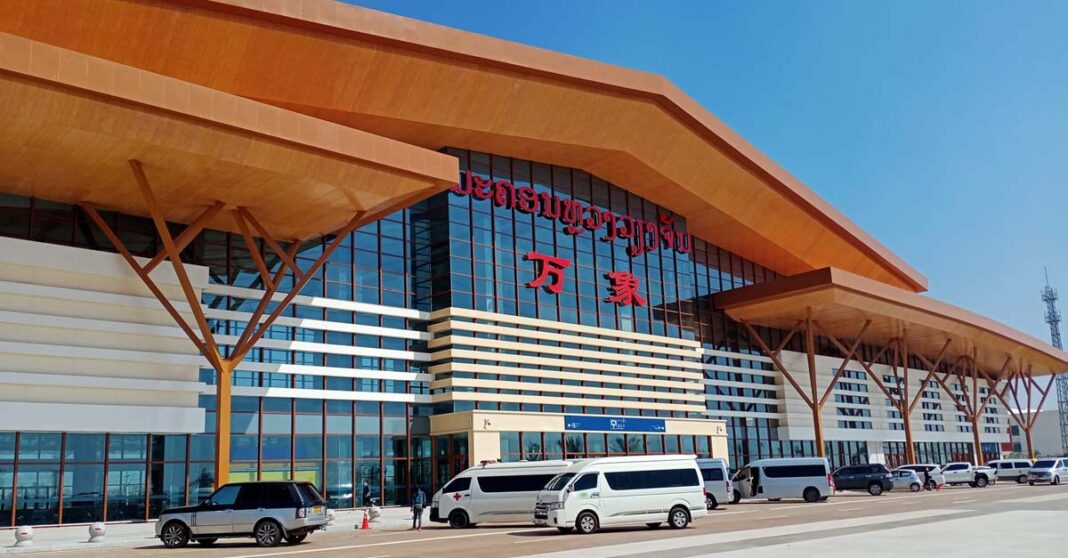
xmin=605 ymin=271 xmax=647 ymax=307
xmin=451 ymin=170 xmax=692 ymax=258
xmin=524 ymin=251 xmax=646 ymax=307
xmin=524 ymin=252 xmax=571 ymax=295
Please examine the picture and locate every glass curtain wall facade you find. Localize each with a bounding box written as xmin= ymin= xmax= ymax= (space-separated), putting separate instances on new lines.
xmin=0 ymin=149 xmax=997 ymax=525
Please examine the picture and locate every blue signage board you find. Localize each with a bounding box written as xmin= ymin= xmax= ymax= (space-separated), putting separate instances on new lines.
xmin=564 ymin=415 xmax=666 ymax=433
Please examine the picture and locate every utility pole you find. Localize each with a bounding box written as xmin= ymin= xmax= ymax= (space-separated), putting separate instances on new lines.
xmin=1040 ymin=268 xmax=1067 ymax=455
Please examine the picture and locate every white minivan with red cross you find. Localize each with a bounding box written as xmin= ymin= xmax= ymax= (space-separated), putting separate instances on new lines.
xmin=430 ymin=460 xmax=572 ymax=528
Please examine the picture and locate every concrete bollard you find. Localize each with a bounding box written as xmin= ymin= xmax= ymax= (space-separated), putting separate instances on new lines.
xmin=368 ymin=505 xmax=381 ymax=523
xmin=14 ymin=525 xmax=33 ymax=547
xmin=324 ymin=508 xmax=336 ymax=531
xmin=88 ymin=522 xmax=106 ymax=543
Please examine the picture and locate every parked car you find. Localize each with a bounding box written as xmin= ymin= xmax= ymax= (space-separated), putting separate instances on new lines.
xmin=941 ymin=462 xmax=996 ymax=488
xmin=431 ymin=460 xmax=573 ymax=528
xmin=697 ymin=457 xmax=732 ymax=509
xmin=156 ymin=481 xmax=327 ymax=548
xmin=1028 ymin=458 xmax=1068 ymax=485
xmin=832 ymin=464 xmax=894 ymax=496
xmin=987 ymin=459 xmax=1033 ymax=484
xmin=890 ymin=468 xmax=923 ymax=492
xmin=731 ymin=457 xmax=833 ymax=504
xmin=534 ymin=455 xmax=707 ymax=534
xmin=895 ymin=464 xmax=945 ymax=490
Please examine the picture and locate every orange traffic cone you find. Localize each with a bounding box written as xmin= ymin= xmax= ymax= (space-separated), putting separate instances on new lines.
xmin=361 ymin=509 xmax=370 ymax=530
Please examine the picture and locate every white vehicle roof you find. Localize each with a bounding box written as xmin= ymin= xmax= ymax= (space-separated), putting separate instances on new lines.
xmin=744 ymin=457 xmax=828 ymax=467
xmin=696 ymin=457 xmax=728 ymax=465
xmin=454 ymin=460 xmax=573 ymax=477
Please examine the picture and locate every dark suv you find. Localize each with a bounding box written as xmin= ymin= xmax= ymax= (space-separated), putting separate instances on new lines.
xmin=831 ymin=464 xmax=894 ymax=496
xmin=156 ymin=481 xmax=328 ymax=548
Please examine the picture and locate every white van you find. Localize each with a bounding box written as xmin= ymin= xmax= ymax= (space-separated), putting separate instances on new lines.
xmin=534 ymin=455 xmax=707 ymax=534
xmin=696 ymin=457 xmax=732 ymax=509
xmin=987 ymin=459 xmax=1033 ymax=484
xmin=430 ymin=460 xmax=572 ymax=528
xmin=731 ymin=457 xmax=833 ymax=503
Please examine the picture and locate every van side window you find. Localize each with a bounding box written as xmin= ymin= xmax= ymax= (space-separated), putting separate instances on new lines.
xmin=476 ymin=474 xmax=558 ymax=493
xmin=572 ymin=474 xmax=598 ymax=491
xmin=763 ymin=465 xmax=826 ymax=478
xmin=443 ymin=477 xmax=471 ymax=493
xmin=700 ymin=468 xmax=724 ymax=481
xmin=604 ymin=468 xmax=700 ymax=490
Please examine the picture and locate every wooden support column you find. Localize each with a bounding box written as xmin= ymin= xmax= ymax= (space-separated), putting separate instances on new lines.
xmin=81 ymin=159 xmax=375 ymax=489
xmin=804 ymin=308 xmax=824 ymax=457
xmin=898 ymin=331 xmax=917 ymax=463
xmin=980 ymin=363 xmax=1056 ymax=461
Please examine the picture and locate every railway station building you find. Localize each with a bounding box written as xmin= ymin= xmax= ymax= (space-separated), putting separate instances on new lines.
xmin=0 ymin=0 xmax=1064 ymax=526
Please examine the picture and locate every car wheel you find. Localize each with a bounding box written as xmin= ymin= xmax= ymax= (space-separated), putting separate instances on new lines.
xmin=285 ymin=533 xmax=308 ymax=545
xmin=576 ymin=511 xmax=598 ymax=535
xmin=868 ymin=483 xmax=884 ymax=496
xmin=1018 ymin=475 xmax=1028 ymax=484
xmin=195 ymin=538 xmax=218 ymax=546
xmin=731 ymin=490 xmax=741 ymax=505
xmin=706 ymin=495 xmax=718 ymax=510
xmin=976 ymin=477 xmax=988 ymax=488
xmin=448 ymin=510 xmax=470 ymax=529
xmin=254 ymin=519 xmax=283 ymax=547
xmin=646 ymin=522 xmax=661 ymax=529
xmin=1055 ymin=476 xmax=1061 ymax=486
xmin=1029 ymin=481 xmax=1035 ymax=486
xmin=556 ymin=527 xmax=573 ymax=534
xmin=910 ymin=482 xmax=921 ymax=492
xmin=803 ymin=487 xmax=820 ymax=503
xmin=160 ymin=521 xmax=190 ymax=548
xmin=668 ymin=506 xmax=690 ymax=529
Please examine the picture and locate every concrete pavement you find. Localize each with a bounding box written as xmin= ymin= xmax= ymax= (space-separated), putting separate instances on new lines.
xmin=0 ymin=507 xmax=417 ymax=555
xmin=7 ymin=483 xmax=1068 ymax=557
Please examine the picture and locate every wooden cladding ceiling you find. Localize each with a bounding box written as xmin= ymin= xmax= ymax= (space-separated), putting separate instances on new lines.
xmin=0 ymin=33 xmax=456 ymax=240
xmin=715 ymin=268 xmax=1068 ymax=377
xmin=0 ymin=0 xmax=927 ymax=292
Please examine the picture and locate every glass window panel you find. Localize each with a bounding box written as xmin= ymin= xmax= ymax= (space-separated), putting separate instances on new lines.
xmin=15 ymin=464 xmax=60 ymax=524
xmin=106 ymin=463 xmax=146 ymax=521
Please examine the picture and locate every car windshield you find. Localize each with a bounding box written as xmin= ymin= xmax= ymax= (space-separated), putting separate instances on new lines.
xmin=544 ymin=473 xmax=576 ymax=491
xmin=1033 ymin=460 xmax=1057 ymax=468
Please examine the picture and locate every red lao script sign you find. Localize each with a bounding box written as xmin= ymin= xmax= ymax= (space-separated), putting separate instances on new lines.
xmin=605 ymin=271 xmax=647 ymax=307
xmin=524 ymin=251 xmax=571 ymax=294
xmin=451 ymin=170 xmax=692 ymax=258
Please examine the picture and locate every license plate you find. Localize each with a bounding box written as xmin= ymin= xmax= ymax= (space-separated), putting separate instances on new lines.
xmin=314 ymin=506 xmax=322 ymax=513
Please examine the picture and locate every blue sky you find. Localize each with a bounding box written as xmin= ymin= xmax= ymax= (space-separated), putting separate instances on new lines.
xmin=349 ymin=0 xmax=1068 ymax=343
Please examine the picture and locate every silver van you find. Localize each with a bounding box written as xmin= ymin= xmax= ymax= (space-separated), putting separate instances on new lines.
xmin=1028 ymin=458 xmax=1068 ymax=485
xmin=696 ymin=457 xmax=732 ymax=509
xmin=156 ymin=481 xmax=328 ymax=548
xmin=987 ymin=459 xmax=1033 ymax=484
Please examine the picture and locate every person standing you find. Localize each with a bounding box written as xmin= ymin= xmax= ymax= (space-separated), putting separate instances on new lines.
xmin=362 ymin=480 xmax=371 ymax=506
xmin=411 ymin=486 xmax=427 ymax=531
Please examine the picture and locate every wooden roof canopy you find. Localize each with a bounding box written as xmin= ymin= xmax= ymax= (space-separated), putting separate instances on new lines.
xmin=0 ymin=0 xmax=927 ymax=292
xmin=0 ymin=33 xmax=457 ymax=240
xmin=715 ymin=268 xmax=1068 ymax=378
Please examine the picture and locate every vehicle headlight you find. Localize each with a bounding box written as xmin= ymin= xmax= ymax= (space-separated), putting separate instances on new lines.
xmin=546 ymin=503 xmax=565 ymax=510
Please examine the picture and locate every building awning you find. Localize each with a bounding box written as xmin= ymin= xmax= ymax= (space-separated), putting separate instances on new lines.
xmin=0 ymin=0 xmax=927 ymax=291
xmin=714 ymin=267 xmax=1068 ymax=377
xmin=0 ymin=33 xmax=457 ymax=240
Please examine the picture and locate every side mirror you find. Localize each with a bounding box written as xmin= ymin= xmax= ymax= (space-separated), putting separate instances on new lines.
xmin=566 ymin=485 xmax=573 ymax=493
